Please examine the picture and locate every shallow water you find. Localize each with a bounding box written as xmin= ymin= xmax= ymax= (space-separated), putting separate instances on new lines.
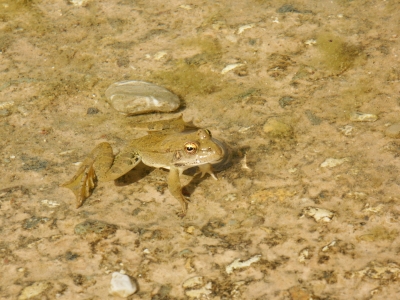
xmin=1 ymin=0 xmax=400 ymax=299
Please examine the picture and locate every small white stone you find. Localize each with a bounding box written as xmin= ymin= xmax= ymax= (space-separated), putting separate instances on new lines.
xmin=184 ymin=282 xmax=212 ymax=298
xmin=221 ymin=63 xmax=245 ymax=74
xmin=182 ymin=276 xmax=204 ymax=289
xmin=339 ymin=125 xmax=353 ymax=136
xmin=350 ymin=112 xmax=378 ymax=122
xmin=223 ymin=193 xmax=238 ymax=202
xmin=237 ymin=23 xmax=255 ymax=34
xmin=153 ymin=51 xmax=168 ymax=60
xmin=179 ymin=4 xmax=192 ymax=10
xmin=226 ymin=255 xmax=261 ymax=274
xmin=304 ymin=39 xmax=317 ymax=46
xmin=272 ymin=17 xmax=279 ymax=23
xmin=362 ymin=203 xmax=384 ymax=213
xmin=301 ymin=207 xmax=334 ymax=222
xmin=41 ymin=199 xmax=60 ymax=208
xmin=320 ymin=157 xmax=348 ymax=168
xmin=0 ymin=100 xmax=15 ymax=110
xmin=298 ymin=248 xmax=311 ymax=263
xmin=321 ymin=240 xmax=337 ymax=252
xmin=109 ymin=272 xmax=137 ymax=298
xmin=68 ymin=0 xmax=87 ymax=5
xmin=18 ymin=282 xmax=51 ymax=300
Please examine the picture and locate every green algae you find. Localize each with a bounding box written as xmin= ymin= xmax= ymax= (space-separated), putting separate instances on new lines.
xmin=315 ymin=33 xmax=363 ymax=74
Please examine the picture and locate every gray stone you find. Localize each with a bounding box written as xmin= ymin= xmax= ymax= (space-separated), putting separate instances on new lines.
xmin=385 ymin=123 xmax=400 ymax=138
xmin=105 ymin=80 xmax=180 ymax=115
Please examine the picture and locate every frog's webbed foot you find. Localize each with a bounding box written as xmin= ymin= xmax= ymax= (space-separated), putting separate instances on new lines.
xmin=61 ymin=142 xmax=114 ymax=208
xmin=194 ymin=163 xmax=218 ymax=180
xmin=61 ymin=161 xmax=96 ymax=208
xmin=174 ymin=193 xmax=190 ymax=218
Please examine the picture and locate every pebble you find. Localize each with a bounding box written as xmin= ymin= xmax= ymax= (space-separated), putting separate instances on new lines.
xmin=320 ymin=157 xmax=348 ymax=168
xmin=298 ymin=248 xmax=312 ymax=263
xmin=184 ymin=226 xmax=196 ymax=234
xmin=301 ymin=206 xmax=334 ymax=222
xmin=74 ymin=219 xmax=118 ymax=238
xmin=277 ymin=4 xmax=301 ymax=13
xmin=278 ymin=96 xmax=295 ymax=108
xmin=0 ymin=109 xmax=11 ymax=116
xmin=349 ymin=261 xmax=400 ymax=280
xmin=263 ymin=119 xmax=293 ymax=138
xmin=223 ymin=193 xmax=237 ymax=202
xmin=86 ymin=107 xmax=100 ymax=115
xmin=241 ymin=215 xmax=265 ymax=227
xmin=109 ymin=272 xmax=137 ymax=297
xmin=321 ymin=240 xmax=337 ymax=252
xmin=68 ymin=0 xmax=87 ymax=5
xmin=182 ymin=276 xmax=205 ymax=289
xmin=178 ymin=249 xmax=193 ymax=257
xmin=237 ymin=23 xmax=255 ymax=34
xmin=184 ymin=282 xmax=212 ymax=298
xmin=304 ymin=39 xmax=317 ymax=46
xmin=221 ymin=63 xmax=245 ymax=74
xmin=226 ymin=254 xmax=262 ymax=274
xmin=339 ymin=125 xmax=353 ymax=136
xmin=305 ymin=110 xmax=322 ymax=125
xmin=0 ymin=100 xmax=15 ymax=110
xmin=362 ymin=203 xmax=384 ymax=213
xmin=18 ymin=282 xmax=51 ymax=300
xmin=385 ymin=123 xmax=400 ymax=138
xmin=105 ymin=80 xmax=180 ymax=115
xmin=41 ymin=199 xmax=60 ymax=208
xmin=153 ymin=51 xmax=168 ymax=60
xmin=17 ymin=105 xmax=29 ymax=116
xmin=350 ymin=112 xmax=378 ymax=122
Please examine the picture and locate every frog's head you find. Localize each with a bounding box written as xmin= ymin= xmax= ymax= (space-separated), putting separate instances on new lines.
xmin=172 ymin=129 xmax=225 ymax=168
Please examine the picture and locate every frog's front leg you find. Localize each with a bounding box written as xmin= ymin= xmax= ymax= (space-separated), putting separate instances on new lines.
xmin=194 ymin=163 xmax=218 ymax=180
xmin=62 ymin=142 xmax=141 ymax=208
xmin=167 ymin=166 xmax=189 ymax=217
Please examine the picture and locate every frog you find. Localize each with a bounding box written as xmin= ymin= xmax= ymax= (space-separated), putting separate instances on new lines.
xmin=61 ymin=115 xmax=228 ymax=217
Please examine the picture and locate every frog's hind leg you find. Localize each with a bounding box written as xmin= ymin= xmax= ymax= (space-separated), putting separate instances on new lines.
xmin=167 ymin=166 xmax=190 ymax=217
xmin=62 ymin=142 xmax=141 ymax=208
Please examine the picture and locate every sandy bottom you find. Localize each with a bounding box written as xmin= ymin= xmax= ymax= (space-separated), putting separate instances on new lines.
xmin=1 ymin=0 xmax=400 ymax=299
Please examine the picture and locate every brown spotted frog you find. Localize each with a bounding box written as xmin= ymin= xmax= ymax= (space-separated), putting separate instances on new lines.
xmin=62 ymin=116 xmax=228 ymax=216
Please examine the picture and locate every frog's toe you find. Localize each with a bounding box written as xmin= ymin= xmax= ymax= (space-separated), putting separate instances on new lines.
xmin=175 ymin=200 xmax=188 ymax=217
xmin=176 ymin=210 xmax=186 ymax=218
xmin=195 ymin=164 xmax=218 ymax=180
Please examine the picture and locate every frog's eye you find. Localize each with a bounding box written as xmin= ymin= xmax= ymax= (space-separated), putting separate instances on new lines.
xmin=184 ymin=142 xmax=198 ymax=154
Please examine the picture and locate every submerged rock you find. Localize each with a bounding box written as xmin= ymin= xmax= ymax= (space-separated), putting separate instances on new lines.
xmin=105 ymin=80 xmax=180 ymax=115
xmin=18 ymin=282 xmax=51 ymax=300
xmin=74 ymin=219 xmax=118 ymax=238
xmin=263 ymin=118 xmax=293 ymax=138
xmin=109 ymin=272 xmax=137 ymax=297
xmin=385 ymin=123 xmax=400 ymax=138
